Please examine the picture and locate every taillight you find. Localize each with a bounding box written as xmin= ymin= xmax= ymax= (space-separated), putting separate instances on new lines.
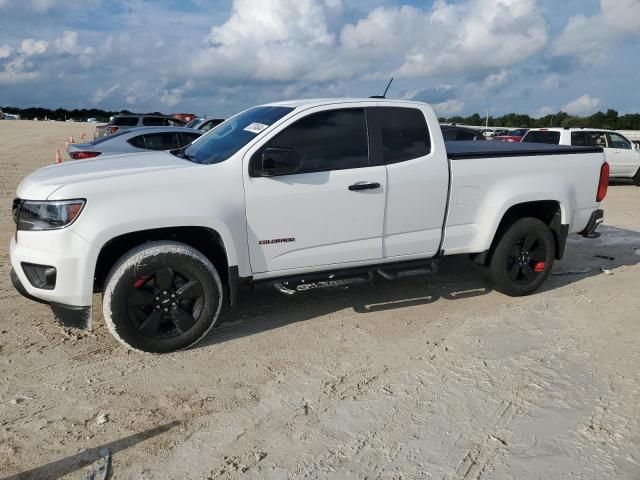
xmin=596 ymin=162 xmax=609 ymax=202
xmin=106 ymin=126 xmax=119 ymax=134
xmin=69 ymin=151 xmax=101 ymax=160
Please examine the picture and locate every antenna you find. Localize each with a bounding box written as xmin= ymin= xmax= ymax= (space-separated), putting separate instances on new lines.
xmin=370 ymin=77 xmax=394 ymax=99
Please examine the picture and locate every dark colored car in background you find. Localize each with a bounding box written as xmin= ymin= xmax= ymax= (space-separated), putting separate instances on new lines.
xmin=441 ymin=125 xmax=486 ymax=141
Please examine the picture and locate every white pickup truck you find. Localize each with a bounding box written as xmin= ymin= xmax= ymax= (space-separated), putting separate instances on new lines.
xmin=10 ymin=99 xmax=609 ymax=353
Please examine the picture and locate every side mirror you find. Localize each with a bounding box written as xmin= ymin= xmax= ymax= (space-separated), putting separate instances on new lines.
xmin=256 ymin=147 xmax=300 ymax=177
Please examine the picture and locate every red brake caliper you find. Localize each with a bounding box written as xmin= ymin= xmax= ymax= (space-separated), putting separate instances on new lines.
xmin=533 ymin=262 xmax=546 ymax=273
xmin=134 ymin=275 xmax=151 ymax=288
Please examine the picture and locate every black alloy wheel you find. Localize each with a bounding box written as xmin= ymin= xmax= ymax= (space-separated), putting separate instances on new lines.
xmin=488 ymin=217 xmax=555 ymax=296
xmin=103 ymin=242 xmax=223 ymax=353
xmin=128 ymin=267 xmax=205 ymax=339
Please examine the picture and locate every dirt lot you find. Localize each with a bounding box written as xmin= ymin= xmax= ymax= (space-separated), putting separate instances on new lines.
xmin=1 ymin=120 xmax=639 ymax=479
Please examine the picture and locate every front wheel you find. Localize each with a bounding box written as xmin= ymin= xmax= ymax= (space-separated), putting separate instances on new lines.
xmin=103 ymin=241 xmax=223 ymax=353
xmin=633 ymin=167 xmax=640 ymax=186
xmin=488 ymin=217 xmax=555 ymax=296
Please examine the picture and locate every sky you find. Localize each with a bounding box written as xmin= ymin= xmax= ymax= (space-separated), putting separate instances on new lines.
xmin=0 ymin=0 xmax=639 ymax=118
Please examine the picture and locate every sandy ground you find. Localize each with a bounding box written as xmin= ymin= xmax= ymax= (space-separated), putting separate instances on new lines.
xmin=0 ymin=120 xmax=639 ymax=480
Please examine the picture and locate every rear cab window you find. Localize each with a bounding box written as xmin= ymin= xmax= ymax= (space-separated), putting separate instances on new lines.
xmin=376 ymin=107 xmax=431 ymax=164
xmin=522 ymin=130 xmax=561 ymax=144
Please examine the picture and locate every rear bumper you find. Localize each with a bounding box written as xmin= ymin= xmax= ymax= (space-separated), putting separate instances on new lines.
xmin=11 ymin=268 xmax=92 ymax=329
xmin=579 ymin=209 xmax=604 ymax=238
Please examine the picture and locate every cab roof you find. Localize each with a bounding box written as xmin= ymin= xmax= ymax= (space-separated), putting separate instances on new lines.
xmin=262 ymin=98 xmax=428 ymax=109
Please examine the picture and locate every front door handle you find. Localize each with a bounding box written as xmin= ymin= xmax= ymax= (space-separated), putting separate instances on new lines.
xmin=349 ymin=182 xmax=381 ymax=191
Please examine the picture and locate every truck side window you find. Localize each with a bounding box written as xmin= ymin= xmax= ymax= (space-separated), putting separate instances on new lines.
xmin=586 ymin=131 xmax=607 ymax=148
xmin=378 ymin=107 xmax=430 ymax=164
xmin=571 ymin=132 xmax=587 ymax=146
xmin=606 ymin=132 xmax=631 ymax=149
xmin=265 ymin=109 xmax=369 ymax=174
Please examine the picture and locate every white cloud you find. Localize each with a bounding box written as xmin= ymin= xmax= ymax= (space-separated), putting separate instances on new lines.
xmin=160 ymin=80 xmax=194 ymax=107
xmin=343 ymin=0 xmax=547 ymax=78
xmin=553 ymin=0 xmax=640 ymax=62
xmin=536 ymin=105 xmax=556 ymax=117
xmin=0 ymin=57 xmax=39 ymax=84
xmin=54 ymin=30 xmax=77 ymax=53
xmin=192 ymin=0 xmax=340 ymax=81
xmin=433 ymin=99 xmax=465 ymax=115
xmin=482 ymin=70 xmax=511 ymax=90
xmin=20 ymin=38 xmax=49 ymax=56
xmin=562 ymin=94 xmax=601 ymax=115
xmin=92 ymin=83 xmax=120 ymax=104
xmin=0 ymin=44 xmax=11 ymax=58
xmin=191 ymin=0 xmax=548 ymax=83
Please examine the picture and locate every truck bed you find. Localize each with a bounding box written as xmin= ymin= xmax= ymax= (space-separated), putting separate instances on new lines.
xmin=445 ymin=141 xmax=603 ymax=159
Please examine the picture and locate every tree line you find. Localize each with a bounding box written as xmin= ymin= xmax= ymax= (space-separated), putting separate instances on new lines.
xmin=3 ymin=105 xmax=640 ymax=130
xmin=1 ymin=106 xmax=165 ymax=122
xmin=439 ymin=109 xmax=640 ymax=130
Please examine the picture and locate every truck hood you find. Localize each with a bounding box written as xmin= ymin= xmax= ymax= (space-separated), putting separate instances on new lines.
xmin=16 ymin=151 xmax=194 ymax=199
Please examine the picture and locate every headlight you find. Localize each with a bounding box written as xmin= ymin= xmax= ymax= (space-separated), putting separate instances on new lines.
xmin=14 ymin=199 xmax=86 ymax=231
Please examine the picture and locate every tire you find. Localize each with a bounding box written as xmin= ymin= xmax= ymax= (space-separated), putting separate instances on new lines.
xmin=487 ymin=217 xmax=555 ymax=297
xmin=633 ymin=167 xmax=640 ymax=186
xmin=103 ymin=241 xmax=223 ymax=353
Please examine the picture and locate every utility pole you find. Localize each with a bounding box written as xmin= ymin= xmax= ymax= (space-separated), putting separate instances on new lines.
xmin=485 ymin=90 xmax=492 ymax=128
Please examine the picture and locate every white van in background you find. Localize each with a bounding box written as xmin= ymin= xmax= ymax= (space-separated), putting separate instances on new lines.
xmin=522 ymin=128 xmax=640 ymax=184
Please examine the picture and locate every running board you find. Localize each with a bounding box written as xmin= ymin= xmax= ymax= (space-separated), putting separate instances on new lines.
xmin=256 ymin=259 xmax=439 ymax=295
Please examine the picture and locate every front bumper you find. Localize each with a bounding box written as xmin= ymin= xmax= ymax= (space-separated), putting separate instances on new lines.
xmin=579 ymin=209 xmax=604 ymax=238
xmin=9 ymin=228 xmax=98 ymax=329
xmin=11 ymin=268 xmax=92 ymax=329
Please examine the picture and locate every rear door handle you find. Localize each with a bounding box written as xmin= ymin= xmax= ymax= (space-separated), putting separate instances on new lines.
xmin=349 ymin=182 xmax=381 ymax=191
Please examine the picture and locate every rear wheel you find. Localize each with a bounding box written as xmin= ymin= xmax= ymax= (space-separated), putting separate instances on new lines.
xmin=103 ymin=241 xmax=223 ymax=353
xmin=488 ymin=217 xmax=555 ymax=296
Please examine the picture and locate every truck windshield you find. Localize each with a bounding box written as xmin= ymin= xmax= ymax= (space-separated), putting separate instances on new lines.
xmin=181 ymin=106 xmax=294 ymax=165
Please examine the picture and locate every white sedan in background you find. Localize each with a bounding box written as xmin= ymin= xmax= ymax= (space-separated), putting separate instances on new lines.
xmin=67 ymin=127 xmax=203 ymax=159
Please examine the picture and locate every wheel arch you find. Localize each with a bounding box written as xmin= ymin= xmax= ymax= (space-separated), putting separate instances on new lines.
xmin=94 ymin=226 xmax=236 ymax=303
xmin=475 ymin=200 xmax=567 ymax=265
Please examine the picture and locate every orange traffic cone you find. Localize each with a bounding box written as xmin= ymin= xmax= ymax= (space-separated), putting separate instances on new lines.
xmin=69 ymin=136 xmax=75 ymax=144
xmin=55 ymin=149 xmax=62 ymax=164
xmin=65 ymin=140 xmax=69 ymax=151
xmin=80 ymin=131 xmax=86 ymax=140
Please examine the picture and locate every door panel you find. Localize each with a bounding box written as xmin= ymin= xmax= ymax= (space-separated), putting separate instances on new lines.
xmin=606 ymin=132 xmax=640 ymax=177
xmin=245 ymin=168 xmax=386 ymax=273
xmin=244 ymin=106 xmax=386 ymax=273
xmin=370 ymin=106 xmax=449 ymax=258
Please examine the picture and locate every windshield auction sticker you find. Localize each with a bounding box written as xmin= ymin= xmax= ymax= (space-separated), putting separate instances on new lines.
xmin=244 ymin=122 xmax=269 ymax=134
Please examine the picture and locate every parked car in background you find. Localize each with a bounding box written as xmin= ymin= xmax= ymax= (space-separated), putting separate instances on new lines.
xmin=70 ymin=127 xmax=203 ymax=159
xmin=94 ymin=114 xmax=187 ymax=139
xmin=441 ymin=125 xmax=486 ymax=141
xmin=184 ymin=116 xmax=226 ymax=132
xmin=493 ymin=128 xmax=530 ymax=143
xmin=522 ymin=128 xmax=640 ymax=184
